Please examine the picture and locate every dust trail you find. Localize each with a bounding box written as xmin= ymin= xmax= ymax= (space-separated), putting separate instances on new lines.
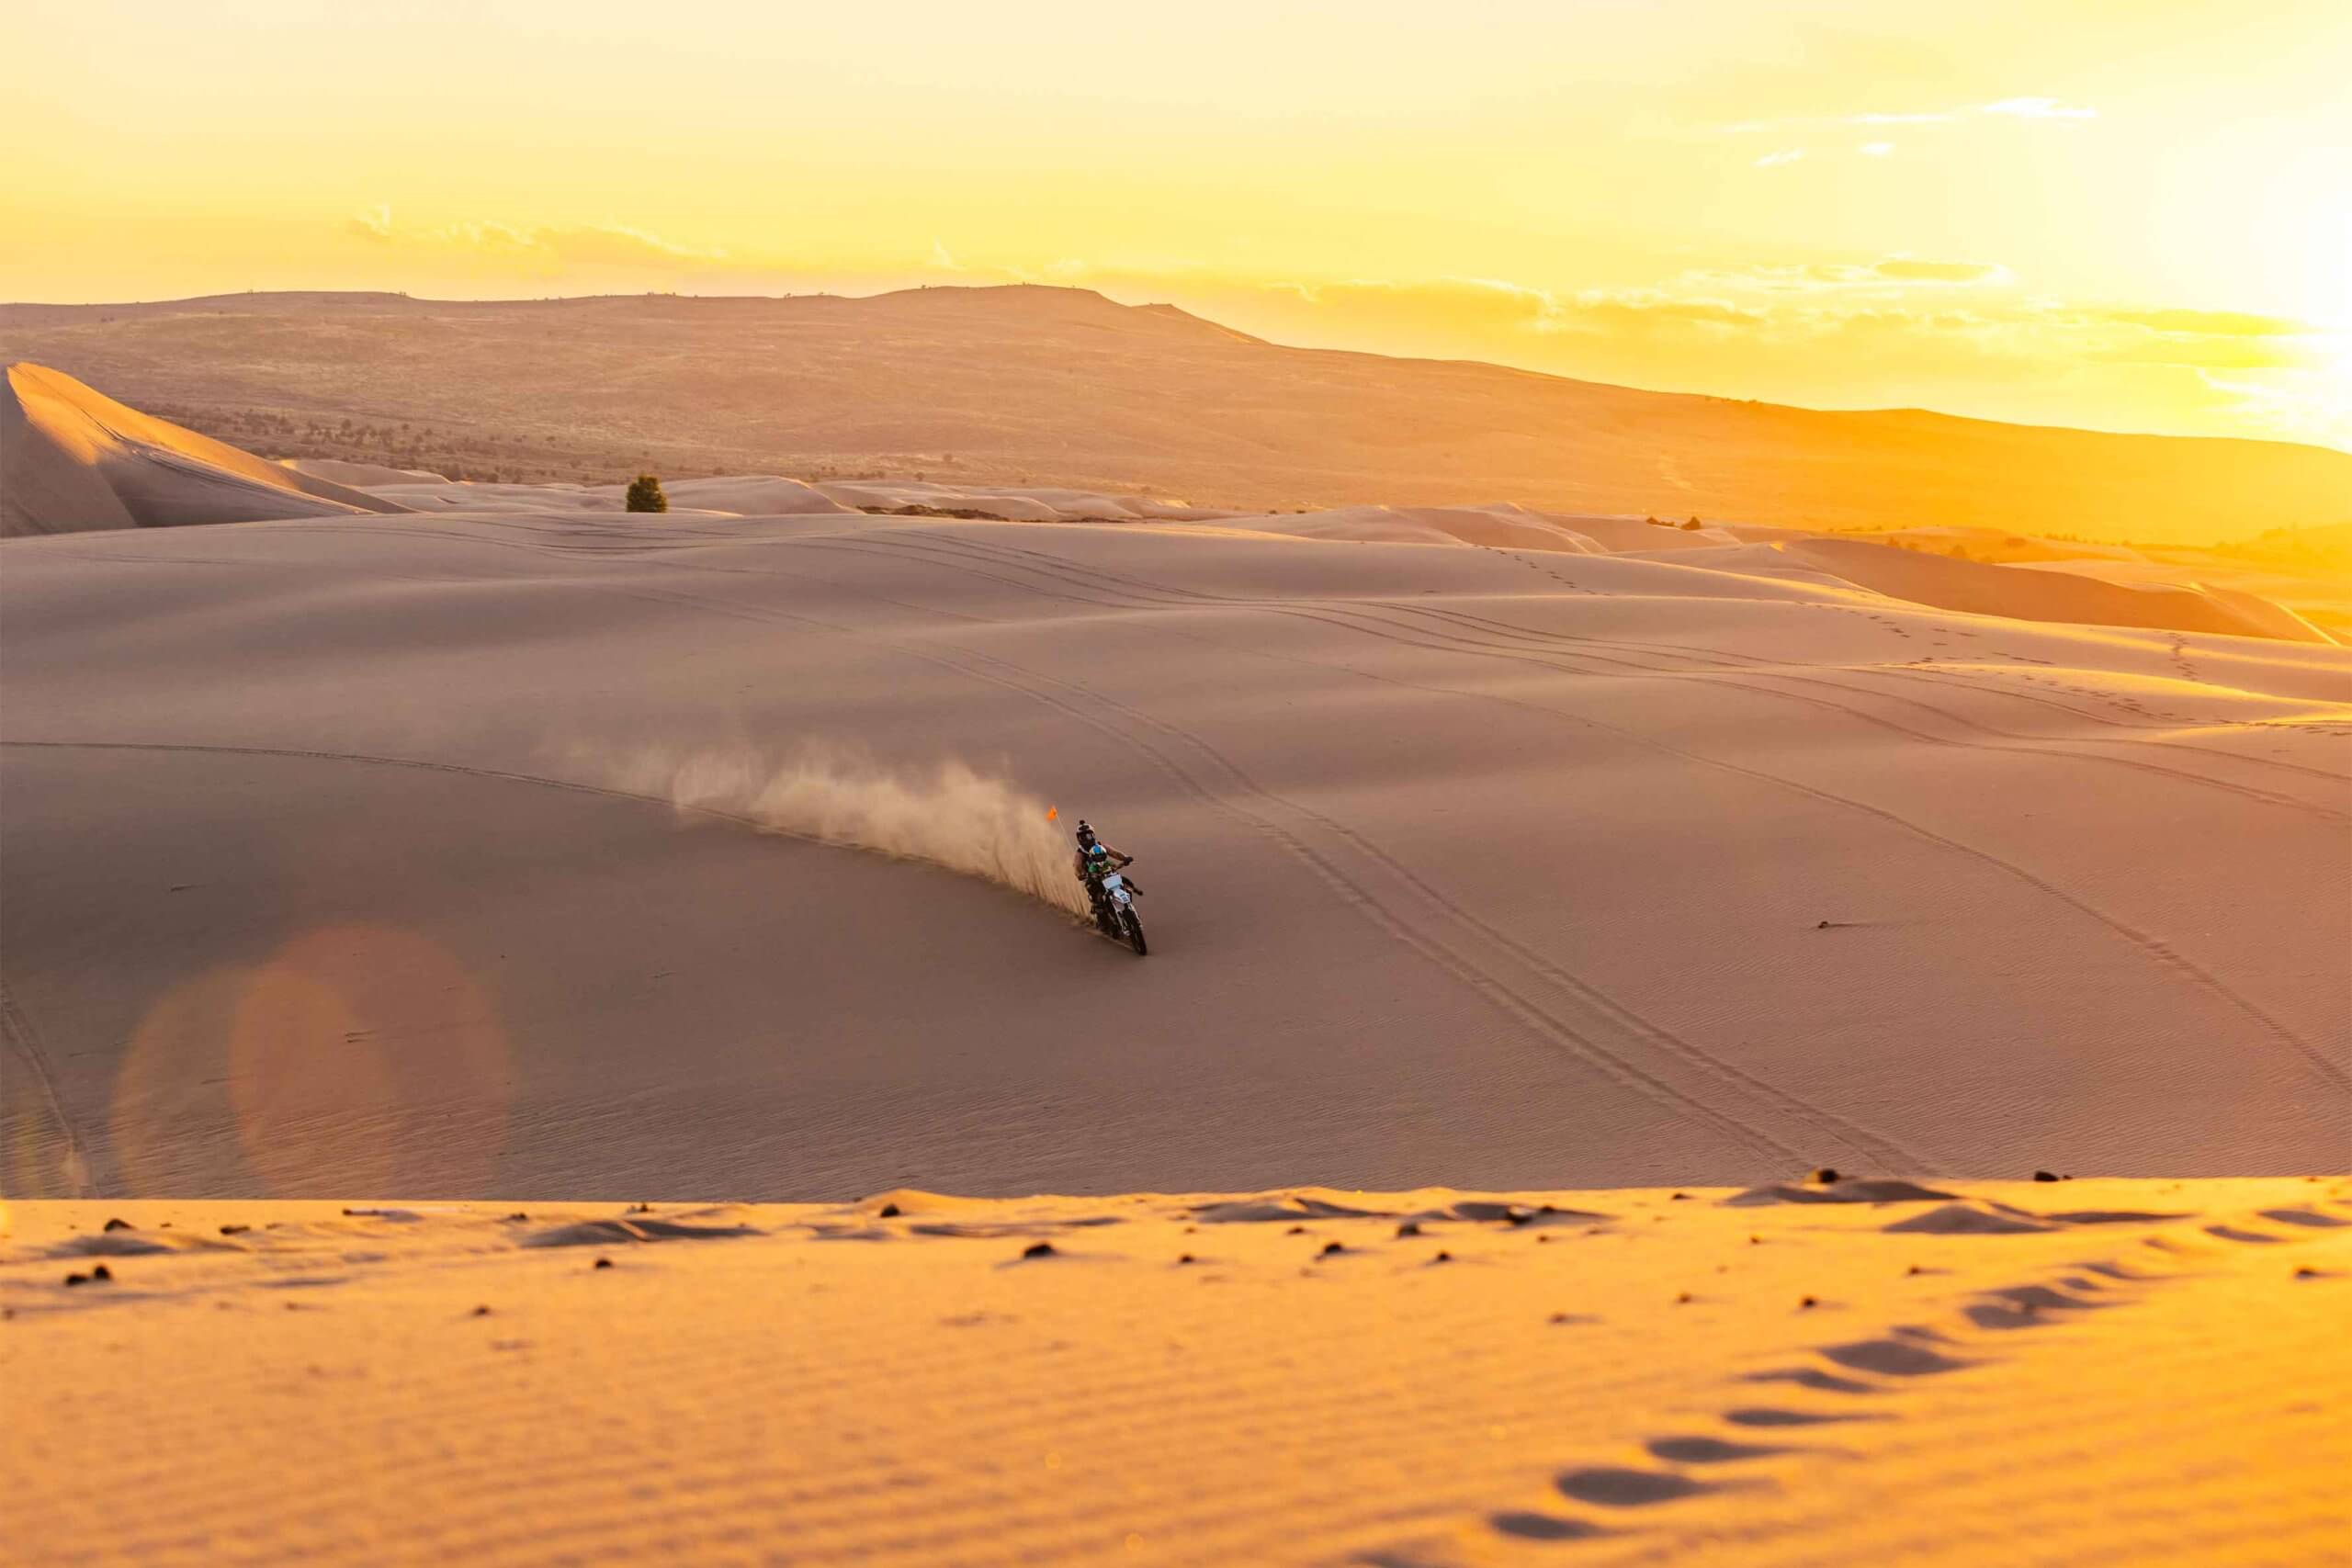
xmin=587 ymin=746 xmax=1091 ymax=917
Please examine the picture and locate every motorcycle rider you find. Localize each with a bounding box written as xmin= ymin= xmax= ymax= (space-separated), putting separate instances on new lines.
xmin=1072 ymin=819 xmax=1137 ymax=917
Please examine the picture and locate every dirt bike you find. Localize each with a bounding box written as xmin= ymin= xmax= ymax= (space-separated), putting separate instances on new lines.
xmin=1090 ymin=866 xmax=1148 ymax=955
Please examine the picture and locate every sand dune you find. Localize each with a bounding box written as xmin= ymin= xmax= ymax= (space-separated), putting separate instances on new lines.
xmin=0 ymin=363 xmax=406 ymax=536
xmin=4 ymin=1179 xmax=2346 ymax=1566
xmin=4 ymin=507 xmax=2345 ymax=1201
xmin=5 ymin=364 xmax=2335 ymax=648
xmin=368 ymin=472 xmax=859 ymax=518
xmin=811 ymin=478 xmax=1216 ymax=521
xmin=280 ymin=455 xmax=449 ymax=487
xmin=6 ymin=288 xmax=2348 ymax=542
xmin=1779 ymin=537 xmax=2336 ymax=645
xmin=5 ymin=423 xmax=2346 ymax=1568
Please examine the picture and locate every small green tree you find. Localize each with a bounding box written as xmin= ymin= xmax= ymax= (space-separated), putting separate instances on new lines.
xmin=625 ymin=473 xmax=668 ymax=513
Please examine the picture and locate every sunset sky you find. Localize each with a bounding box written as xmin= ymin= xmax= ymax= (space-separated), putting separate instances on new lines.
xmin=3 ymin=0 xmax=2345 ymax=448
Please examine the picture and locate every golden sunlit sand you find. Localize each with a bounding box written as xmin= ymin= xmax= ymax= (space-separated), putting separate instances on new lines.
xmin=6 ymin=490 xmax=2347 ymax=1195
xmin=6 ymin=361 xmax=2346 ymax=1566
xmin=5 ymin=1180 xmax=2347 ymax=1565
xmin=5 ymin=6 xmax=2350 ymax=1555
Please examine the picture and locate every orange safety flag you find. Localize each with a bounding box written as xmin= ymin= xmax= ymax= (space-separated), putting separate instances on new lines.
xmin=1046 ymin=805 xmax=1059 ymax=821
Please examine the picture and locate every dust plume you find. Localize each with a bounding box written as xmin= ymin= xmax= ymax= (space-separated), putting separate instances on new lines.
xmin=590 ymin=746 xmax=1090 ymax=917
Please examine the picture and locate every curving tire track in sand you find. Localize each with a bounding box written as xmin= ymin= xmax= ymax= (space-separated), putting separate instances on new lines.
xmin=847 ymin=529 xmax=2346 ymax=1098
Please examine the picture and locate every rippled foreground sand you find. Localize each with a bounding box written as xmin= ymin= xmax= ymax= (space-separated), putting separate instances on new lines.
xmin=6 ymin=1178 xmax=2345 ymax=1566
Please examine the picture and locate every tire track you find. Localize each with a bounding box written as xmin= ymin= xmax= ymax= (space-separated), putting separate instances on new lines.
xmin=509 ymin=570 xmax=1824 ymax=1168
xmin=844 ymin=529 xmax=2347 ymax=1097
xmin=905 ymin=528 xmax=2349 ymax=818
xmin=1385 ymin=590 xmax=2352 ymax=803
xmin=0 ymin=687 xmax=1803 ymax=1164
xmin=355 ymin=515 xmax=2347 ymax=1102
xmin=0 ymin=977 xmax=99 ymax=1198
xmin=739 ymin=540 xmax=1931 ymax=1168
xmin=786 ymin=539 xmax=1932 ymax=1167
xmin=915 ymin=525 xmax=2345 ymax=790
xmin=23 ymin=518 xmax=2342 ymax=1126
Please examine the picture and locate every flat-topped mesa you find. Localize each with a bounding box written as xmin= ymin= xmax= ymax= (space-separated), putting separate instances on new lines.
xmin=5 ymin=286 xmax=2346 ymax=542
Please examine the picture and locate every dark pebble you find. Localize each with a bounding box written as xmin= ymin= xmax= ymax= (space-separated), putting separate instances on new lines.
xmin=505 ymin=1212 xmax=529 ymax=1222
xmin=1811 ymin=1168 xmax=1841 ymax=1186
xmin=1285 ymin=1224 xmax=1307 ymax=1235
xmin=593 ymin=1258 xmax=614 ymax=1270
xmin=1674 ymin=1291 xmax=1692 ymax=1303
xmin=1319 ymin=1241 xmax=1344 ymax=1257
xmin=878 ymin=1202 xmax=901 ymax=1219
xmin=103 ymin=1217 xmax=133 ymax=1232
xmin=220 ymin=1224 xmax=249 ymax=1236
xmin=2032 ymin=1170 xmax=2060 ymax=1183
xmin=1022 ymin=1241 xmax=1057 ymax=1259
xmin=1433 ymin=1250 xmax=1453 ymax=1263
xmin=471 ymin=1304 xmax=493 ymax=1317
xmin=1671 ymin=1191 xmax=1690 ymax=1201
xmin=1177 ymin=1254 xmax=1194 ymax=1265
xmin=1396 ymin=1221 xmax=1422 ymax=1237
xmin=63 ymin=1272 xmax=89 ymax=1287
xmin=93 ymin=1265 xmax=112 ymax=1282
xmin=1799 ymin=1295 xmax=1818 ymax=1309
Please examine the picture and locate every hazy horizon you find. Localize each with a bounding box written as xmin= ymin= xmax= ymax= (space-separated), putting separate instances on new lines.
xmin=11 ymin=281 xmax=2349 ymax=457
xmin=4 ymin=1 xmax=2345 ymax=450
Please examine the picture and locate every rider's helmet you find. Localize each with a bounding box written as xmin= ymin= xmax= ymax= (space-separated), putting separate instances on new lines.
xmin=1074 ymin=820 xmax=1097 ymax=851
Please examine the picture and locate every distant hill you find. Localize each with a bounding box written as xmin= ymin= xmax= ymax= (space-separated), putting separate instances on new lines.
xmin=1 ymin=362 xmax=406 ymax=536
xmin=3 ymin=286 xmax=2345 ymax=543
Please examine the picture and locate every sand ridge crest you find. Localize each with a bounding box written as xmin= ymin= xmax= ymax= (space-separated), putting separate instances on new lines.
xmin=2 ymin=362 xmax=407 ymax=536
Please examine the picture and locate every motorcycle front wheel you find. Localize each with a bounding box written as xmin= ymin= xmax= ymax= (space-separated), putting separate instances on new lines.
xmin=1122 ymin=908 xmax=1148 ymax=956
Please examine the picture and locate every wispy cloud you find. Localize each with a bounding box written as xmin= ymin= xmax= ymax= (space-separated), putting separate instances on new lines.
xmin=1688 ymin=257 xmax=2010 ymax=292
xmin=1980 ymin=96 xmax=2098 ymax=119
xmin=1720 ymin=114 xmax=1942 ymax=132
xmin=1754 ymin=148 xmax=1805 ymax=168
xmin=1859 ymin=141 xmax=1895 ymax=157
xmin=1412 ymin=280 xmax=2334 ymax=443
xmin=1719 ymin=97 xmax=2098 ymax=135
xmin=345 ymin=204 xmax=396 ymax=243
xmin=1873 ymin=258 xmax=2004 ymax=284
xmin=342 ymin=208 xmax=724 ymax=268
xmin=2105 ymin=308 xmax=2301 ymax=336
